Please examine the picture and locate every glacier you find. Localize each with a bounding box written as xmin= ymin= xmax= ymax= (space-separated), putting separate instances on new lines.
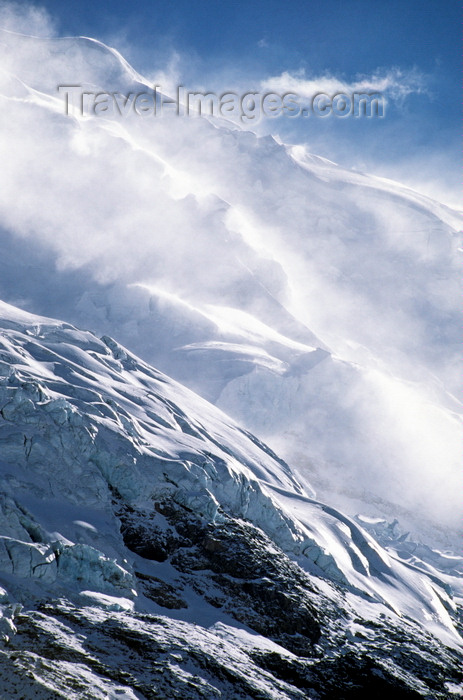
xmin=0 ymin=301 xmax=461 ymax=697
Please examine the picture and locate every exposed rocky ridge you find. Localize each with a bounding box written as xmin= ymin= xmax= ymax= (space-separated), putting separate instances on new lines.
xmin=2 ymin=596 xmax=461 ymax=700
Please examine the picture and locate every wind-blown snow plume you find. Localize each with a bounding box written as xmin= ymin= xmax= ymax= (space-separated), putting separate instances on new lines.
xmin=260 ymin=66 xmax=427 ymax=101
xmin=0 ymin=3 xmax=460 ymax=543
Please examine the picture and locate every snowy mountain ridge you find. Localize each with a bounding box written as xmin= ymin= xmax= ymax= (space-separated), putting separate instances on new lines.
xmin=0 ymin=29 xmax=460 ymax=547
xmin=0 ymin=26 xmax=462 ymax=697
xmin=0 ymin=300 xmax=461 ymax=697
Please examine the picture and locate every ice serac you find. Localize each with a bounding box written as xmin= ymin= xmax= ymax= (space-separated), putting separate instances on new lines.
xmin=0 ymin=301 xmax=461 ymax=698
xmin=0 ymin=29 xmax=461 ymax=545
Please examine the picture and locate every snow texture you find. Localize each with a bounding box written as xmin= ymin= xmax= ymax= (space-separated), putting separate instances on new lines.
xmin=0 ymin=302 xmax=461 ymax=697
xmin=0 ymin=23 xmax=461 ymax=699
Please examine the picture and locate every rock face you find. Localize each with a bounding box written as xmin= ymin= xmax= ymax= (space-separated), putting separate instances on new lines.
xmin=0 ymin=301 xmax=461 ymax=699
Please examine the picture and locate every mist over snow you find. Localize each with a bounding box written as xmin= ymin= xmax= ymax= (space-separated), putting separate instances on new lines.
xmin=0 ymin=4 xmax=461 ymax=698
xmin=0 ymin=2 xmax=461 ymax=547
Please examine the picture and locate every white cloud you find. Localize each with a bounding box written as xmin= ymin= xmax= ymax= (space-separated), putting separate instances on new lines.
xmin=261 ymin=66 xmax=427 ymax=101
xmin=0 ymin=0 xmax=55 ymax=36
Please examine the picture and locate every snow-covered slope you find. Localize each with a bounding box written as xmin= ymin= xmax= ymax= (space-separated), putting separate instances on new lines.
xmin=0 ymin=24 xmax=462 ymax=695
xmin=0 ymin=28 xmax=460 ymax=549
xmin=0 ymin=300 xmax=462 ymax=698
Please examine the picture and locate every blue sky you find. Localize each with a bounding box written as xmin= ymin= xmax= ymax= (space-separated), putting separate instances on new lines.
xmin=21 ymin=1 xmax=463 ymax=205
